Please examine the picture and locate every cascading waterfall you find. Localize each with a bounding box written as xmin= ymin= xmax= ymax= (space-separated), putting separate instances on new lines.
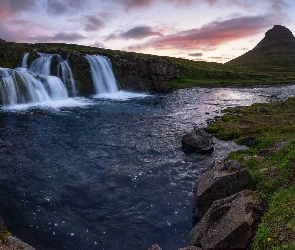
xmin=21 ymin=53 xmax=29 ymax=68
xmin=0 ymin=53 xmax=69 ymax=106
xmin=86 ymin=54 xmax=119 ymax=94
xmin=29 ymin=53 xmax=53 ymax=75
xmin=57 ymin=54 xmax=76 ymax=97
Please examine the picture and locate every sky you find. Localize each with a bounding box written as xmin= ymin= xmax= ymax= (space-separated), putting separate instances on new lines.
xmin=0 ymin=0 xmax=295 ymax=63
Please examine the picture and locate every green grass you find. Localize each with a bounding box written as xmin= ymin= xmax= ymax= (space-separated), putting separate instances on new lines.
xmin=207 ymin=97 xmax=295 ymax=249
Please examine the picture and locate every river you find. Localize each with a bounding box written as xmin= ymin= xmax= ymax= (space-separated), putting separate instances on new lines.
xmin=0 ymin=85 xmax=295 ymax=250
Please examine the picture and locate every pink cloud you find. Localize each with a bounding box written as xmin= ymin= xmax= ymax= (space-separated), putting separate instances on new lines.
xmin=125 ymin=14 xmax=273 ymax=51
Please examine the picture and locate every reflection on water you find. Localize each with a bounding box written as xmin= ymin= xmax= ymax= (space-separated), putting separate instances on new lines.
xmin=0 ymin=86 xmax=295 ymax=250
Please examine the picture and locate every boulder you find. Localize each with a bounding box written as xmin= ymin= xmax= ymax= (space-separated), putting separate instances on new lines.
xmin=193 ymin=160 xmax=251 ymax=223
xmin=1 ymin=236 xmax=35 ymax=250
xmin=181 ymin=129 xmax=214 ymax=153
xmin=148 ymin=244 xmax=162 ymax=250
xmin=191 ymin=190 xmax=258 ymax=249
xmin=178 ymin=246 xmax=202 ymax=250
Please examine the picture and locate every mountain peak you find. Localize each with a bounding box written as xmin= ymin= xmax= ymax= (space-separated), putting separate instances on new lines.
xmin=254 ymin=25 xmax=295 ymax=50
xmin=265 ymin=25 xmax=294 ymax=39
xmin=226 ymin=25 xmax=295 ymax=71
xmin=0 ymin=38 xmax=6 ymax=44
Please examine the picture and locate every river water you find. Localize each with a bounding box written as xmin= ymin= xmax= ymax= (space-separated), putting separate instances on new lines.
xmin=0 ymin=86 xmax=295 ymax=250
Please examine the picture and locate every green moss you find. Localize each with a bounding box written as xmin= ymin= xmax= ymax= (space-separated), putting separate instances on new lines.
xmin=0 ymin=230 xmax=11 ymax=243
xmin=208 ymin=96 xmax=295 ymax=249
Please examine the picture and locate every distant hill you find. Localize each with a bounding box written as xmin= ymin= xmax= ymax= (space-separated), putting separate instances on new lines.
xmin=0 ymin=38 xmax=6 ymax=43
xmin=226 ymin=25 xmax=295 ymax=72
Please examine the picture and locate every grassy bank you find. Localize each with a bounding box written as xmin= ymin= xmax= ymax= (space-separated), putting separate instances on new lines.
xmin=168 ymin=57 xmax=295 ymax=89
xmin=207 ymin=97 xmax=295 ymax=249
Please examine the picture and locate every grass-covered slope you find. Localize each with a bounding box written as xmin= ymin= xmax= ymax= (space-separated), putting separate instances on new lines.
xmin=207 ymin=97 xmax=295 ymax=249
xmin=168 ymin=57 xmax=293 ymax=88
xmin=227 ymin=25 xmax=295 ymax=73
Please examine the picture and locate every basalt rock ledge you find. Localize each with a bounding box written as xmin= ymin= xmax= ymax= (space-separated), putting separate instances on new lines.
xmin=0 ymin=42 xmax=179 ymax=94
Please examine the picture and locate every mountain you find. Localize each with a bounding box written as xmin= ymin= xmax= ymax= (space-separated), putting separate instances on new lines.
xmin=0 ymin=38 xmax=6 ymax=44
xmin=226 ymin=25 xmax=295 ymax=72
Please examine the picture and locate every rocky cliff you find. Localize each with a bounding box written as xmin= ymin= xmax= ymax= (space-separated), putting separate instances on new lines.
xmin=0 ymin=42 xmax=179 ymax=94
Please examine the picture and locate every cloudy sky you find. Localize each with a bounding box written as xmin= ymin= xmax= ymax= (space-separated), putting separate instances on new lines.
xmin=1 ymin=0 xmax=295 ymax=63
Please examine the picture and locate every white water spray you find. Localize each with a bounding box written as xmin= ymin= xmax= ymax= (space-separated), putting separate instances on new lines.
xmin=57 ymin=55 xmax=76 ymax=97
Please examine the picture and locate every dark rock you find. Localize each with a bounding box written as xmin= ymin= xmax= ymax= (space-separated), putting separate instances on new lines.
xmin=259 ymin=149 xmax=272 ymax=156
xmin=68 ymin=52 xmax=93 ymax=95
xmin=259 ymin=107 xmax=267 ymax=113
xmin=191 ymin=190 xmax=258 ymax=250
xmin=111 ymin=55 xmax=178 ymax=92
xmin=181 ymin=129 xmax=214 ymax=154
xmin=193 ymin=160 xmax=251 ymax=223
xmin=241 ymin=136 xmax=256 ymax=147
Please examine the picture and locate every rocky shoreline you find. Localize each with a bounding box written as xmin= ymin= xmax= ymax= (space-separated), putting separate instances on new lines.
xmin=149 ymin=129 xmax=263 ymax=250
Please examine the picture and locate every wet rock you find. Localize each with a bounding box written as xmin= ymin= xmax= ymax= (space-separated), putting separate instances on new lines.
xmin=178 ymin=246 xmax=202 ymax=250
xmin=181 ymin=129 xmax=214 ymax=154
xmin=148 ymin=244 xmax=162 ymax=250
xmin=1 ymin=236 xmax=35 ymax=250
xmin=193 ymin=160 xmax=251 ymax=223
xmin=68 ymin=52 xmax=93 ymax=95
xmin=191 ymin=190 xmax=258 ymax=250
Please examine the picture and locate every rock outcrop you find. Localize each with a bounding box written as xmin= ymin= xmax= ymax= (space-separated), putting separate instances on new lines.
xmin=181 ymin=129 xmax=214 ymax=154
xmin=111 ymin=54 xmax=178 ymax=92
xmin=191 ymin=190 xmax=258 ymax=249
xmin=193 ymin=160 xmax=251 ymax=223
xmin=68 ymin=52 xmax=93 ymax=95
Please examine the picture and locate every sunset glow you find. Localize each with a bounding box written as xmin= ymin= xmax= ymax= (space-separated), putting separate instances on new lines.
xmin=1 ymin=0 xmax=295 ymax=63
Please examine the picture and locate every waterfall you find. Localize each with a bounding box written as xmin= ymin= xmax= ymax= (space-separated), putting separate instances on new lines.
xmin=57 ymin=55 xmax=76 ymax=97
xmin=0 ymin=53 xmax=69 ymax=106
xmin=86 ymin=55 xmax=119 ymax=94
xmin=21 ymin=53 xmax=29 ymax=68
xmin=29 ymin=53 xmax=53 ymax=75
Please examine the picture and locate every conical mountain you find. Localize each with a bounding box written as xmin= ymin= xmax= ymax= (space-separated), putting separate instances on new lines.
xmin=226 ymin=25 xmax=295 ymax=71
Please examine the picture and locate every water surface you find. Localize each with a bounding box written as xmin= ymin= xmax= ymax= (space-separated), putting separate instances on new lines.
xmin=0 ymin=86 xmax=295 ymax=250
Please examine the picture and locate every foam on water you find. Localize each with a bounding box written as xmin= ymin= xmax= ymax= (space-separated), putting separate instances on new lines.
xmin=92 ymin=90 xmax=151 ymax=100
xmin=2 ymin=97 xmax=92 ymax=111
